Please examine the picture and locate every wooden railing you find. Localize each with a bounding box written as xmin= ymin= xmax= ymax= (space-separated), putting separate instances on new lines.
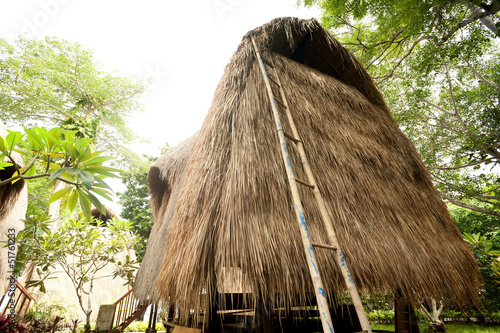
xmin=0 ymin=276 xmax=36 ymax=317
xmin=108 ymin=289 xmax=149 ymax=333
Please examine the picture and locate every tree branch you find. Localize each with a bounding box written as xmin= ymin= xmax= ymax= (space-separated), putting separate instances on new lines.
xmin=464 ymin=58 xmax=499 ymax=88
xmin=436 ymin=9 xmax=500 ymax=46
xmin=375 ymin=36 xmax=424 ymax=83
xmin=428 ymin=157 xmax=495 ymax=170
xmin=422 ymin=98 xmax=456 ymax=116
xmin=440 ymin=192 xmax=500 ymax=217
xmin=435 ymin=175 xmax=500 ymax=204
xmin=0 ymin=173 xmax=79 ymax=187
xmin=367 ymin=27 xmax=406 ymax=69
xmin=468 ymin=4 xmax=499 ymax=36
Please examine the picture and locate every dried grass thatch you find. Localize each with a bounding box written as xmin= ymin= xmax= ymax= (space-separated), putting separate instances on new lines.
xmin=134 ymin=134 xmax=198 ymax=300
xmin=91 ymin=205 xmax=117 ymax=224
xmin=135 ymin=17 xmax=479 ymax=319
xmin=0 ymin=122 xmax=27 ymax=293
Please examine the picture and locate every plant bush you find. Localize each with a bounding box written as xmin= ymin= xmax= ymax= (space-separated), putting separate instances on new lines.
xmin=366 ymin=309 xmax=395 ymax=323
xmin=124 ymin=321 xmax=164 ymax=332
xmin=0 ymin=314 xmax=27 ymax=333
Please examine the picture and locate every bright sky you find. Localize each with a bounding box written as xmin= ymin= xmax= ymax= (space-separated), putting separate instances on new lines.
xmin=0 ymin=0 xmax=320 ymax=154
xmin=0 ymin=0 xmax=320 ymax=212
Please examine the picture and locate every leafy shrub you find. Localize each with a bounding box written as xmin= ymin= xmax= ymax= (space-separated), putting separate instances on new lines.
xmin=366 ymin=309 xmax=395 ymax=323
xmin=124 ymin=321 xmax=164 ymax=332
xmin=0 ymin=314 xmax=27 ymax=333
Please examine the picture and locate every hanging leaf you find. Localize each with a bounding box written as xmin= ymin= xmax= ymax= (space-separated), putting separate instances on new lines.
xmin=90 ymin=187 xmax=114 ymax=201
xmin=79 ymin=170 xmax=95 ymax=190
xmin=25 ymin=128 xmax=45 ymax=151
xmin=48 ymin=187 xmax=71 ymax=204
xmin=83 ymin=156 xmax=114 ymax=166
xmin=49 ymin=167 xmax=68 ymax=181
xmin=0 ymin=137 xmax=7 ymax=153
xmin=77 ymin=189 xmax=92 ymax=220
xmin=67 ymin=189 xmax=78 ymax=212
xmin=5 ymin=131 xmax=22 ymax=154
xmin=86 ymin=191 xmax=106 ymax=215
xmin=0 ymin=162 xmax=13 ymax=170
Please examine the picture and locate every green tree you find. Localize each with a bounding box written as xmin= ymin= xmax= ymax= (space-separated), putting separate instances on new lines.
xmin=119 ymin=170 xmax=153 ymax=262
xmin=0 ymin=36 xmax=149 ymax=165
xmin=118 ymin=152 xmax=167 ymax=262
xmin=463 ymin=232 xmax=500 ymax=312
xmin=14 ymin=215 xmax=138 ymax=332
xmin=300 ymin=0 xmax=500 ymax=216
xmin=452 ymin=208 xmax=500 ymax=311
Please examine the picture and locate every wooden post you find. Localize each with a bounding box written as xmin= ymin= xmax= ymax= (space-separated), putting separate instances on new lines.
xmin=256 ymin=297 xmax=275 ymax=333
xmin=145 ymin=303 xmax=158 ymax=333
xmin=395 ymin=293 xmax=420 ymax=333
xmin=207 ymin=291 xmax=222 ymax=333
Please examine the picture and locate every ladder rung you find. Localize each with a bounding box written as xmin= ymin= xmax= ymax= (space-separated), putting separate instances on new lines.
xmin=295 ymin=178 xmax=315 ymax=189
xmin=311 ymin=242 xmax=337 ymax=251
xmin=268 ymin=75 xmax=280 ymax=87
xmin=262 ymin=57 xmax=274 ymax=69
xmin=274 ymin=96 xmax=286 ymax=108
xmin=283 ymin=131 xmax=300 ymax=144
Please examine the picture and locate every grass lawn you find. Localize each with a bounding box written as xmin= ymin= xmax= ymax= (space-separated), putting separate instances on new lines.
xmin=371 ymin=323 xmax=500 ymax=332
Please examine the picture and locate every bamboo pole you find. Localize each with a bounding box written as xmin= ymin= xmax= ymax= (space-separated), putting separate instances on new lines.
xmin=251 ymin=36 xmax=335 ymax=333
xmin=272 ymin=54 xmax=372 ymax=333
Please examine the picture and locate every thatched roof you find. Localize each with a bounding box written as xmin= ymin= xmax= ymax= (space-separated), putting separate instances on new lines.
xmin=135 ymin=17 xmax=479 ymax=317
xmin=0 ymin=122 xmax=27 ymax=293
xmin=90 ymin=205 xmax=118 ymax=225
xmin=134 ymin=134 xmax=197 ymax=299
xmin=0 ymin=123 xmax=26 ymax=221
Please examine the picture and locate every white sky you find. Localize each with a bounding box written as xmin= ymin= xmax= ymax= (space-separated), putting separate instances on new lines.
xmin=0 ymin=0 xmax=320 ymax=212
xmin=1 ymin=0 xmax=320 ymax=154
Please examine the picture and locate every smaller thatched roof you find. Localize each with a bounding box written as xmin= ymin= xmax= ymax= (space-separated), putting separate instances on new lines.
xmin=91 ymin=205 xmax=118 ymax=225
xmin=0 ymin=122 xmax=27 ymax=293
xmin=134 ymin=134 xmax=197 ymax=301
xmin=0 ymin=123 xmax=26 ymax=221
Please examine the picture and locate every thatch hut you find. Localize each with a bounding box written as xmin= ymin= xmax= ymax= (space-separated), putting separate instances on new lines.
xmin=135 ymin=17 xmax=479 ymax=331
xmin=0 ymin=122 xmax=27 ymax=294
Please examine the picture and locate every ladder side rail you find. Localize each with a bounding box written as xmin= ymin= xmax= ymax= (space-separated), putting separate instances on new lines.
xmin=250 ymin=36 xmax=335 ymax=333
xmin=271 ymin=57 xmax=372 ymax=333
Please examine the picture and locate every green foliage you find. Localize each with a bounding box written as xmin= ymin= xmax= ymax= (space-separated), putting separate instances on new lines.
xmin=462 ymin=231 xmax=500 ymax=311
xmin=0 ymin=314 xmax=27 ymax=333
xmin=14 ymin=214 xmax=139 ymax=324
xmin=0 ymin=36 xmax=150 ymax=164
xmin=366 ymin=309 xmax=395 ymax=323
xmin=362 ymin=292 xmax=394 ymax=312
xmin=300 ymin=0 xmax=500 ymax=216
xmin=452 ymin=208 xmax=500 ymax=311
xmin=24 ymin=298 xmax=80 ymax=323
xmin=370 ymin=323 xmax=500 ymax=332
xmin=118 ymin=149 xmax=167 ymax=262
xmin=123 ymin=321 xmax=164 ymax=332
xmin=118 ymin=155 xmax=158 ymax=262
xmin=0 ymin=127 xmax=120 ymax=220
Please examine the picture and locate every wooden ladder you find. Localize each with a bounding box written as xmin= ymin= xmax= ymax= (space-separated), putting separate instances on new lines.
xmin=0 ymin=276 xmax=36 ymax=317
xmin=108 ymin=289 xmax=149 ymax=333
xmin=250 ymin=36 xmax=372 ymax=333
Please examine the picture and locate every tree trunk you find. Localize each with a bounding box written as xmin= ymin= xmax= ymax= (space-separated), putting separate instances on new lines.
xmin=468 ymin=4 xmax=499 ymax=36
xmin=420 ymin=299 xmax=446 ymax=332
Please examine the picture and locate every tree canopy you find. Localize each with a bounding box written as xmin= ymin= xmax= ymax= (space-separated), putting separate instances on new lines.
xmin=0 ymin=36 xmax=150 ymax=166
xmin=300 ymin=0 xmax=500 ymax=216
